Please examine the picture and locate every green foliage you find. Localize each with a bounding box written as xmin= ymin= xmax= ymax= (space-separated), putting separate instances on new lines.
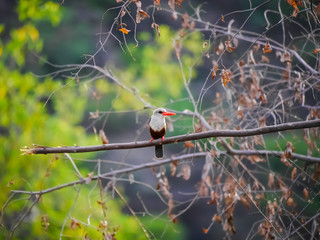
xmin=3 ymin=0 xmax=62 ymax=66
xmin=0 ymin=61 xmax=97 ymax=238
xmin=1 ymin=2 xmax=186 ymax=239
xmin=103 ymin=25 xmax=204 ymax=110
xmin=141 ymin=216 xmax=186 ymax=239
xmin=16 ymin=0 xmax=62 ymax=25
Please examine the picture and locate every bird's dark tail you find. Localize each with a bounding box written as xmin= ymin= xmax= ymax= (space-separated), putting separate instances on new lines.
xmin=155 ymin=144 xmax=163 ymax=159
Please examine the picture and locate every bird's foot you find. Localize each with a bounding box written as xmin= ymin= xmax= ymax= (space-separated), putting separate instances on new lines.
xmin=150 ymin=138 xmax=154 ymax=142
xmin=161 ymin=136 xmax=164 ymax=141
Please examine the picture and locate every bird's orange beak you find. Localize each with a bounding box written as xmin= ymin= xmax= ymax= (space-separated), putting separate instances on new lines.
xmin=162 ymin=111 xmax=176 ymax=116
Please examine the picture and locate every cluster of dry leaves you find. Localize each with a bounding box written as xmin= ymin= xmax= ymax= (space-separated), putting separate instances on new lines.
xmin=111 ymin=0 xmax=320 ymax=238
xmin=117 ymin=0 xmax=183 ymax=36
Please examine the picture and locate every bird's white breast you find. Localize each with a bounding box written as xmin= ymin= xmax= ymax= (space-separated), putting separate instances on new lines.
xmin=149 ymin=115 xmax=166 ymax=131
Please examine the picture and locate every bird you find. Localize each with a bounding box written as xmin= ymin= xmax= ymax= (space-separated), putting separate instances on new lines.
xmin=149 ymin=108 xmax=176 ymax=159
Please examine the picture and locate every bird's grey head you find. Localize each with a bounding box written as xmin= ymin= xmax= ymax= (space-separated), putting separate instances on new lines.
xmin=153 ymin=108 xmax=167 ymax=117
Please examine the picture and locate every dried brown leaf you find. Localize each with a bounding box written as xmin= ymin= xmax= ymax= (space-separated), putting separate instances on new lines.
xmin=248 ymin=49 xmax=256 ymax=64
xmin=139 ymin=10 xmax=150 ymax=18
xmin=86 ymin=172 xmax=95 ymax=184
xmin=169 ymin=213 xmax=178 ymax=223
xmin=247 ymin=155 xmax=265 ymax=163
xmin=212 ymin=214 xmax=222 ymax=223
xmin=223 ymin=216 xmax=236 ymax=234
xmin=268 ymin=173 xmax=275 ymax=189
xmin=168 ymin=0 xmax=175 ymax=11
xmin=291 ymin=167 xmax=297 ymax=181
xmin=316 ymin=4 xmax=320 ymax=15
xmin=252 ymin=180 xmax=260 ymax=191
xmin=157 ymin=178 xmax=172 ymax=198
xmin=239 ymin=59 xmax=245 ymax=67
xmin=119 ymin=27 xmax=130 ymax=34
xmin=208 ymin=190 xmax=218 ymax=205
xmin=312 ymin=163 xmax=320 ymax=181
xmin=280 ymin=52 xmax=292 ymax=63
xmin=225 ymin=40 xmax=235 ymax=52
xmin=70 ymin=218 xmax=81 ymax=230
xmin=184 ymin=141 xmax=195 ymax=148
xmin=97 ymin=200 xmax=107 ymax=210
xmin=261 ymin=55 xmax=270 ymax=63
xmin=151 ymin=22 xmax=160 ymax=37
xmin=175 ymin=0 xmax=184 ymax=8
xmin=170 ymin=162 xmax=177 ymax=176
xmin=7 ymin=179 xmax=15 ymax=187
xmin=121 ymin=10 xmax=126 ymax=17
xmin=237 ymin=108 xmax=243 ymax=119
xmin=239 ymin=176 xmax=246 ymax=187
xmin=287 ymin=0 xmax=300 ymax=12
xmin=211 ymin=60 xmax=219 ymax=80
xmin=276 ymin=176 xmax=288 ymax=192
xmin=89 ymin=110 xmax=99 ymax=119
xmin=99 ymin=129 xmax=109 ymax=144
xmin=253 ymin=135 xmax=265 ymax=146
xmin=262 ymin=43 xmax=272 ymax=54
xmin=174 ymin=39 xmax=181 ymax=60
xmin=253 ymin=44 xmax=260 ymax=52
xmin=215 ymin=42 xmax=224 ymax=55
xmin=220 ymin=69 xmax=232 ymax=87
xmin=281 ymin=153 xmax=291 ymax=167
xmin=223 ymin=177 xmax=236 ymax=193
xmin=203 ymin=41 xmax=208 ymax=48
xmin=134 ymin=1 xmax=142 ymax=8
xmin=181 ymin=13 xmax=190 ymax=28
xmin=202 ymin=161 xmax=211 ymax=181
xmin=285 ymin=142 xmax=294 ymax=158
xmin=303 ymin=188 xmax=309 ymax=200
xmin=286 ymin=197 xmax=296 ymax=207
xmin=97 ymin=220 xmax=108 ymax=231
xmin=41 ymin=215 xmax=50 ymax=229
xmin=215 ymin=173 xmax=222 ymax=185
xmin=240 ymin=195 xmax=250 ymax=210
xmin=168 ymin=197 xmax=174 ymax=216
xmin=211 ymin=70 xmax=216 ymax=80
xmin=177 ymin=163 xmax=191 ymax=180
xmin=198 ymin=180 xmax=209 ymax=196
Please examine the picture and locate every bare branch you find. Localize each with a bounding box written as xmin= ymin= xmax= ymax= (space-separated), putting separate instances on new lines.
xmin=11 ymin=152 xmax=206 ymax=195
xmin=8 ymin=197 xmax=39 ymax=240
xmin=11 ymin=148 xmax=320 ymax=197
xmin=22 ymin=119 xmax=320 ymax=155
xmin=220 ymin=140 xmax=320 ymax=163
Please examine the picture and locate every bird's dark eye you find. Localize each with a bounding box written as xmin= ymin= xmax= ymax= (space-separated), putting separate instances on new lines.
xmin=158 ymin=111 xmax=163 ymax=114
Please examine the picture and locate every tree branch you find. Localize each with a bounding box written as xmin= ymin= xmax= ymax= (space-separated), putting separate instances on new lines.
xmin=12 ymin=152 xmax=206 ymax=195
xmin=220 ymin=141 xmax=320 ymax=163
xmin=21 ymin=119 xmax=320 ymax=155
xmin=12 ymin=148 xmax=320 ymax=196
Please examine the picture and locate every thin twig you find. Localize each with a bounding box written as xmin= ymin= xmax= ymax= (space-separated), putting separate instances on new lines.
xmin=65 ymin=153 xmax=83 ymax=179
xmin=12 ymin=153 xmax=206 ymax=195
xmin=8 ymin=197 xmax=39 ymax=240
xmin=113 ymin=186 xmax=152 ymax=240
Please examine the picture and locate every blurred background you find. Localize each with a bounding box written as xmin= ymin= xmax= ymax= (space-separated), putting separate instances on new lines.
xmin=1 ymin=0 xmax=319 ymax=239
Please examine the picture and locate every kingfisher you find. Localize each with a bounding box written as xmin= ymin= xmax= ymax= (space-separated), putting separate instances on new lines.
xmin=149 ymin=108 xmax=176 ymax=158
